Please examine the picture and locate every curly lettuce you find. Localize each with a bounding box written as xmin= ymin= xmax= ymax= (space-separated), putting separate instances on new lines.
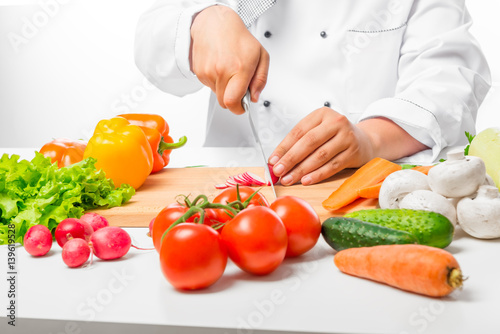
xmin=0 ymin=152 xmax=134 ymax=244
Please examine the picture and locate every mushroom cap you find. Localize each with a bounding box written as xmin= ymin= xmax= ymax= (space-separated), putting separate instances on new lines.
xmin=457 ymin=185 xmax=500 ymax=239
xmin=379 ymin=169 xmax=430 ymax=209
xmin=428 ymin=153 xmax=486 ymax=198
xmin=400 ymin=189 xmax=457 ymax=226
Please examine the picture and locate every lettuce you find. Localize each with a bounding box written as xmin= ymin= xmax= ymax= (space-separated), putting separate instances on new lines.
xmin=0 ymin=152 xmax=134 ymax=244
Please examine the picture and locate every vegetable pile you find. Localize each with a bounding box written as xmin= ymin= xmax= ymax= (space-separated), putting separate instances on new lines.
xmin=0 ymin=153 xmax=134 ymax=245
xmin=150 ymin=186 xmax=321 ymax=290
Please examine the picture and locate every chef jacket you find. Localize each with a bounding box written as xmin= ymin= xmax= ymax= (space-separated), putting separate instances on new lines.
xmin=134 ymin=0 xmax=491 ymax=163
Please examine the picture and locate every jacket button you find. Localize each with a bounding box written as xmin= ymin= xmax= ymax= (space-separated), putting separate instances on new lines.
xmin=324 ymin=101 xmax=331 ymax=107
xmin=320 ymin=31 xmax=327 ymax=38
xmin=264 ymin=31 xmax=272 ymax=38
xmin=263 ymin=100 xmax=271 ymax=107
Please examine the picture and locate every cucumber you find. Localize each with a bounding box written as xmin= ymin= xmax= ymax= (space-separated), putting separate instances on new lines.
xmin=345 ymin=209 xmax=454 ymax=249
xmin=321 ymin=217 xmax=419 ymax=251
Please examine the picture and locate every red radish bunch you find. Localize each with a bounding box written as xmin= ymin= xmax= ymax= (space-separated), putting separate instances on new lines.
xmin=23 ymin=213 xmax=137 ymax=268
xmin=24 ymin=225 xmax=53 ymax=257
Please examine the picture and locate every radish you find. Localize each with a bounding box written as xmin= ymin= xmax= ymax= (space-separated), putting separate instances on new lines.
xmin=23 ymin=225 xmax=52 ymax=256
xmin=90 ymin=226 xmax=131 ymax=260
xmin=147 ymin=218 xmax=155 ymax=237
xmin=80 ymin=212 xmax=109 ymax=232
xmin=268 ymin=163 xmax=280 ymax=185
xmin=54 ymin=218 xmax=94 ymax=247
xmin=62 ymin=238 xmax=91 ymax=268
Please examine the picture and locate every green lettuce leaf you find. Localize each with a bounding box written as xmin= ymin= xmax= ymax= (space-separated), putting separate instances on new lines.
xmin=0 ymin=152 xmax=134 ymax=245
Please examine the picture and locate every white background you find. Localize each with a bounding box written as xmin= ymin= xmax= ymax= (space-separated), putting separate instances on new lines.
xmin=0 ymin=0 xmax=499 ymax=148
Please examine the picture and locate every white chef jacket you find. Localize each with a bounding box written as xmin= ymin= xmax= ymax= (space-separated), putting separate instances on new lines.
xmin=134 ymin=0 xmax=491 ymax=163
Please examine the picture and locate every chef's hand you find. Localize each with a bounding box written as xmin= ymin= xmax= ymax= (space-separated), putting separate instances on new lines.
xmin=268 ymin=107 xmax=428 ymax=186
xmin=190 ymin=5 xmax=269 ymax=115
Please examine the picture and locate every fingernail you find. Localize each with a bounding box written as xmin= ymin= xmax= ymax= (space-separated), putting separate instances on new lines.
xmin=281 ymin=174 xmax=292 ymax=185
xmin=254 ymin=90 xmax=261 ymax=102
xmin=301 ymin=175 xmax=312 ymax=185
xmin=269 ymin=156 xmax=279 ymax=165
xmin=273 ymin=164 xmax=284 ymax=175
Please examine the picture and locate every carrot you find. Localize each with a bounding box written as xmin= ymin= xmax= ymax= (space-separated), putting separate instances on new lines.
xmin=334 ymin=244 xmax=464 ymax=297
xmin=357 ymin=181 xmax=383 ymax=199
xmin=322 ymin=157 xmax=401 ymax=211
xmin=411 ymin=165 xmax=435 ymax=175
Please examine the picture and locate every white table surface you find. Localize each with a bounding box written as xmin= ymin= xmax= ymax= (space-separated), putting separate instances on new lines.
xmin=1 ymin=147 xmax=500 ymax=334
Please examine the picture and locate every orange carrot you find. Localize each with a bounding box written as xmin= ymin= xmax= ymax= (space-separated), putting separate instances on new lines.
xmin=357 ymin=181 xmax=383 ymax=199
xmin=334 ymin=244 xmax=464 ymax=297
xmin=411 ymin=165 xmax=435 ymax=175
xmin=322 ymin=157 xmax=401 ymax=211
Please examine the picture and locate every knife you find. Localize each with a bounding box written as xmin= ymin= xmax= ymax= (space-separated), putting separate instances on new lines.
xmin=242 ymin=90 xmax=277 ymax=199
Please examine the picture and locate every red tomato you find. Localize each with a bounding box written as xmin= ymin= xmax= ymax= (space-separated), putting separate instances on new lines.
xmin=221 ymin=206 xmax=287 ymax=275
xmin=152 ymin=206 xmax=189 ymax=252
xmin=270 ymin=196 xmax=321 ymax=257
xmin=213 ymin=186 xmax=269 ymax=223
xmin=213 ymin=186 xmax=269 ymax=207
xmin=160 ymin=223 xmax=227 ymax=290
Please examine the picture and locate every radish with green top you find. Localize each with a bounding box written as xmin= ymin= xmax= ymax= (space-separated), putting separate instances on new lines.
xmin=24 ymin=225 xmax=53 ymax=256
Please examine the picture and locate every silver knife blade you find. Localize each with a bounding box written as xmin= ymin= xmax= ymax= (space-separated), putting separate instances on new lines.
xmin=242 ymin=90 xmax=277 ymax=199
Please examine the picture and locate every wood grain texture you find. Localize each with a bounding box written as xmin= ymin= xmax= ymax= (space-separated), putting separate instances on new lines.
xmin=91 ymin=167 xmax=379 ymax=227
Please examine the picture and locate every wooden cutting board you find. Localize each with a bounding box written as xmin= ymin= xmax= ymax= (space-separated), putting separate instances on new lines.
xmin=91 ymin=167 xmax=379 ymax=227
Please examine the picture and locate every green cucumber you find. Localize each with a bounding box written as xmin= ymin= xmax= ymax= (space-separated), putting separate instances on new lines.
xmin=321 ymin=217 xmax=419 ymax=251
xmin=345 ymin=209 xmax=454 ymax=249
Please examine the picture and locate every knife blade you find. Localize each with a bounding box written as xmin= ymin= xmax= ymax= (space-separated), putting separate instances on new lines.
xmin=242 ymin=90 xmax=277 ymax=199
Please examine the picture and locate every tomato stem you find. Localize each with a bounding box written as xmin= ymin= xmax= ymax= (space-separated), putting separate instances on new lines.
xmin=160 ymin=206 xmax=205 ymax=245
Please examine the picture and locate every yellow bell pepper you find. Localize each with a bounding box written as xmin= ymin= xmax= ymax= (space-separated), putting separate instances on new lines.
xmin=83 ymin=117 xmax=154 ymax=189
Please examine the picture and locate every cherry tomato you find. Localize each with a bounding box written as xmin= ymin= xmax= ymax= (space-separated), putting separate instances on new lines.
xmin=160 ymin=223 xmax=227 ymax=290
xmin=270 ymin=196 xmax=321 ymax=257
xmin=221 ymin=206 xmax=287 ymax=275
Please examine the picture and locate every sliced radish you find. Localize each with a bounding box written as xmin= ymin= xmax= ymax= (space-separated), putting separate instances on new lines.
xmin=214 ymin=171 xmax=276 ymax=189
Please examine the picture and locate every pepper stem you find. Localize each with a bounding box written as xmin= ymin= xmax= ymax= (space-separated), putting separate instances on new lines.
xmin=158 ymin=136 xmax=187 ymax=155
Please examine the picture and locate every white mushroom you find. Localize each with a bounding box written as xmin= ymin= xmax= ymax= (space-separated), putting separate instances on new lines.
xmin=378 ymin=169 xmax=430 ymax=209
xmin=399 ymin=190 xmax=457 ymax=226
xmin=457 ymin=185 xmax=500 ymax=239
xmin=484 ymin=173 xmax=496 ymax=186
xmin=428 ymin=149 xmax=486 ymax=198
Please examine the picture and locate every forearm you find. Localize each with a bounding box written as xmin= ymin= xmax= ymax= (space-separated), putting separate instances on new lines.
xmin=357 ymin=117 xmax=429 ymax=161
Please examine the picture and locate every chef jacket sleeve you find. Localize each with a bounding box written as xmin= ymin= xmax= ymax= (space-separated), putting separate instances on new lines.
xmin=358 ymin=0 xmax=491 ymax=162
xmin=134 ymin=0 xmax=233 ymax=96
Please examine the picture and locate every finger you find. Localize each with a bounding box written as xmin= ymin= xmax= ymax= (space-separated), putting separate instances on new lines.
xmin=300 ymin=148 xmax=353 ymax=185
xmin=224 ymin=73 xmax=251 ymax=115
xmin=275 ymin=123 xmax=338 ymax=179
xmin=269 ymin=111 xmax=325 ymax=166
xmin=279 ymin=133 xmax=348 ymax=186
xmin=249 ymin=48 xmax=270 ymax=102
xmin=215 ymin=76 xmax=230 ymax=109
